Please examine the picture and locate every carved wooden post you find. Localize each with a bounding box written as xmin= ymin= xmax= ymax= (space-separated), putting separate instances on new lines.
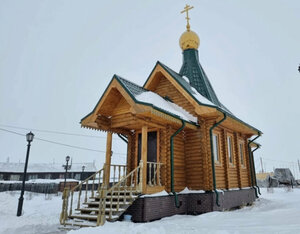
xmin=141 ymin=126 xmax=148 ymax=193
xmin=104 ymin=132 xmax=113 ymax=188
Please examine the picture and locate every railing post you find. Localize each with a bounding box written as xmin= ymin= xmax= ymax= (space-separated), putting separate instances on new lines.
xmin=148 ymin=162 xmax=152 ymax=186
xmin=97 ymin=189 xmax=106 ymax=226
xmin=59 ymin=188 xmax=69 ymax=225
xmin=138 ymin=160 xmax=143 ymax=193
xmin=77 ymin=184 xmax=82 ymax=210
xmin=158 ymin=163 xmax=162 ymax=186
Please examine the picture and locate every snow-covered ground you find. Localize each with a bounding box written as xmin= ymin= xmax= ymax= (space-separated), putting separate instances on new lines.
xmin=0 ymin=191 xmax=66 ymax=234
xmin=0 ymin=188 xmax=300 ymax=234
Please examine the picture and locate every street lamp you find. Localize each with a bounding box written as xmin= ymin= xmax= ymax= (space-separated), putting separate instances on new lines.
xmin=81 ymin=165 xmax=85 ymax=180
xmin=17 ymin=131 xmax=34 ymax=216
xmin=63 ymin=156 xmax=71 ymax=189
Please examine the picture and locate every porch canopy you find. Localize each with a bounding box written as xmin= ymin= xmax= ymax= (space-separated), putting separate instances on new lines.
xmin=81 ymin=75 xmax=199 ymax=133
xmin=80 ymin=75 xmax=198 ymax=193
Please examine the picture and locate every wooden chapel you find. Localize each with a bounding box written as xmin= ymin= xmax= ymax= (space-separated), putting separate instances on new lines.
xmin=60 ymin=5 xmax=262 ymax=227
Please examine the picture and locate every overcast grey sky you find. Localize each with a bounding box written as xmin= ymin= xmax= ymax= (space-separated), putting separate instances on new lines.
xmin=0 ymin=0 xmax=299 ymax=173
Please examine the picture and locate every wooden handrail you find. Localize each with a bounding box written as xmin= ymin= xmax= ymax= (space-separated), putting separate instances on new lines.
xmin=96 ymin=161 xmax=143 ymax=226
xmin=70 ymin=168 xmax=104 ymax=192
xmin=60 ymin=164 xmax=127 ymax=226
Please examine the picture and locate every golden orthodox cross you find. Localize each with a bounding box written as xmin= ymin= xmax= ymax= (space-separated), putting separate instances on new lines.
xmin=181 ymin=4 xmax=194 ymax=31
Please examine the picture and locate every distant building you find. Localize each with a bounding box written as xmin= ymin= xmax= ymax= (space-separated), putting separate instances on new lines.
xmin=0 ymin=161 xmax=97 ymax=181
xmin=256 ymin=172 xmax=274 ymax=181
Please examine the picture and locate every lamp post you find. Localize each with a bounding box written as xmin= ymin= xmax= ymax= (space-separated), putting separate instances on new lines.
xmin=63 ymin=156 xmax=71 ymax=189
xmin=81 ymin=165 xmax=85 ymax=180
xmin=17 ymin=132 xmax=34 ymax=217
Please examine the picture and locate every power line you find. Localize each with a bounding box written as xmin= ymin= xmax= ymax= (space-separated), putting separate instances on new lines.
xmin=0 ymin=127 xmax=126 ymax=156
xmin=0 ymin=128 xmax=25 ymax=137
xmin=0 ymin=123 xmax=123 ymax=141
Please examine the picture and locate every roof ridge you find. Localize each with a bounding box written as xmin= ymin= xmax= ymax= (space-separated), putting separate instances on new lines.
xmin=115 ymin=74 xmax=148 ymax=91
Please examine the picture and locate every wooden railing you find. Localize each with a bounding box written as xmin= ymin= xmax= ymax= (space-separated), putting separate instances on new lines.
xmin=96 ymin=161 xmax=143 ymax=226
xmin=147 ymin=162 xmax=163 ymax=187
xmin=60 ymin=161 xmax=163 ymax=226
xmin=60 ymin=167 xmax=105 ymax=225
xmin=110 ymin=164 xmax=127 ymax=186
xmin=59 ymin=164 xmax=127 ymax=225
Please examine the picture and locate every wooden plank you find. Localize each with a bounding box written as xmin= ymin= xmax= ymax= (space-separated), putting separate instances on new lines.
xmin=104 ymin=132 xmax=112 ymax=187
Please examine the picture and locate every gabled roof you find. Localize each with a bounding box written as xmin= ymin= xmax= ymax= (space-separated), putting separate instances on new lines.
xmin=155 ymin=61 xmax=232 ymax=113
xmin=81 ymin=75 xmax=198 ymax=126
xmin=144 ymin=61 xmax=261 ymax=134
xmin=116 ymin=75 xmax=197 ymax=122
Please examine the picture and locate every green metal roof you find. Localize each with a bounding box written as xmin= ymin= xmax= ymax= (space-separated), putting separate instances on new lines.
xmin=179 ymin=49 xmax=221 ymax=105
xmin=82 ymin=55 xmax=261 ymax=134
xmin=144 ymin=61 xmax=261 ymax=134
xmin=115 ymin=75 xmax=146 ymax=97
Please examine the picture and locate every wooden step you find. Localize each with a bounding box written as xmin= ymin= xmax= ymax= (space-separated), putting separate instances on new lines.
xmin=76 ymin=207 xmax=126 ymax=213
xmin=63 ymin=220 xmax=97 ymax=228
xmin=84 ymin=197 xmax=136 ymax=206
xmin=94 ymin=194 xmax=139 ymax=200
xmin=81 ymin=200 xmax=132 ymax=207
xmin=69 ymin=213 xmax=119 ymax=221
xmin=96 ymin=190 xmax=140 ymax=196
xmin=69 ymin=214 xmax=98 ymax=221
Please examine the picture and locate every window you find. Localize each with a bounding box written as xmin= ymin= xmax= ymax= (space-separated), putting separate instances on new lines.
xmin=239 ymin=142 xmax=244 ymax=166
xmin=227 ymin=136 xmax=233 ymax=164
xmin=28 ymin=174 xmax=38 ymax=180
xmin=212 ymin=133 xmax=220 ymax=163
xmin=74 ymin=173 xmax=81 ymax=180
xmin=10 ymin=174 xmax=20 ymax=181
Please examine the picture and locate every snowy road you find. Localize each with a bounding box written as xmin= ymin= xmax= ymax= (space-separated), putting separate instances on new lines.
xmin=0 ymin=188 xmax=299 ymax=234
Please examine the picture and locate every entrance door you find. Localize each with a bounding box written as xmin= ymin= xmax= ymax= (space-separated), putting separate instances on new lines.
xmin=137 ymin=131 xmax=157 ymax=182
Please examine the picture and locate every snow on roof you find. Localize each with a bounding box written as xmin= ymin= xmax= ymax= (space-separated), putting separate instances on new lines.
xmin=135 ymin=91 xmax=197 ymax=123
xmin=0 ymin=162 xmax=97 ymax=173
xmin=182 ymin=76 xmax=190 ymax=84
xmin=190 ymin=87 xmax=215 ymax=106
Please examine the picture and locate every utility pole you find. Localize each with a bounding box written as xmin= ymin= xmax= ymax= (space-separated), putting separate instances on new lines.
xmin=260 ymin=157 xmax=264 ymax=173
xmin=298 ymin=159 xmax=300 ymax=173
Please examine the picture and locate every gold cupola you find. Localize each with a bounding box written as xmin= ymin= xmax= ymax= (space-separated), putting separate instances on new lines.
xmin=179 ymin=4 xmax=200 ymax=50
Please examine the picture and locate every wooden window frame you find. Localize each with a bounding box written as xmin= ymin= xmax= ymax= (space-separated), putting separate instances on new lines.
xmin=227 ymin=134 xmax=235 ymax=167
xmin=212 ymin=131 xmax=221 ymax=165
xmin=238 ymin=140 xmax=245 ymax=168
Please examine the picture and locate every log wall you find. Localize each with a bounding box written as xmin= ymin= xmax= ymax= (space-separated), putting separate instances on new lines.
xmin=204 ymin=122 xmax=252 ymax=190
xmin=184 ymin=129 xmax=204 ymax=189
xmin=124 ymin=121 xmax=252 ymax=193
xmin=173 ymin=130 xmax=186 ymax=192
xmin=153 ymin=76 xmax=197 ymax=117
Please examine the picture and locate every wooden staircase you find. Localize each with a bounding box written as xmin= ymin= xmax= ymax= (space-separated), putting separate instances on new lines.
xmin=60 ymin=162 xmax=143 ymax=229
xmin=64 ymin=190 xmax=140 ymax=228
